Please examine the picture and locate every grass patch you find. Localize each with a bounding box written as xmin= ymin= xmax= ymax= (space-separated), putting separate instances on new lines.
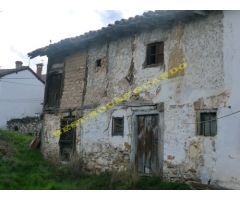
xmin=0 ymin=130 xmax=190 ymax=190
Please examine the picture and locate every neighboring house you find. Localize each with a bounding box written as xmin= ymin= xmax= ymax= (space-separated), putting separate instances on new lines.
xmin=0 ymin=61 xmax=45 ymax=128
xmin=28 ymin=11 xmax=240 ymax=189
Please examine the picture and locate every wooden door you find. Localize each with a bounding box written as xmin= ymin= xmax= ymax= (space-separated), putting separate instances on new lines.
xmin=59 ymin=118 xmax=76 ymax=161
xmin=136 ymin=114 xmax=159 ymax=174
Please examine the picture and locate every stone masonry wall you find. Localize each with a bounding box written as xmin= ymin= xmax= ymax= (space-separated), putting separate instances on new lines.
xmin=7 ymin=116 xmax=42 ymax=135
xmin=81 ymin=12 xmax=225 ymax=184
xmin=40 ymin=12 xmax=240 ymax=189
xmin=41 ymin=114 xmax=61 ymax=160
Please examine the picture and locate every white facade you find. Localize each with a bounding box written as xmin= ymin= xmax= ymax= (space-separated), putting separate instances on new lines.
xmin=213 ymin=10 xmax=240 ymax=189
xmin=0 ymin=69 xmax=45 ymax=128
xmin=37 ymin=11 xmax=240 ymax=189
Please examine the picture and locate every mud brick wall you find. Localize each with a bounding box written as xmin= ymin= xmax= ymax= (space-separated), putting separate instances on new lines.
xmin=60 ymin=51 xmax=87 ymax=109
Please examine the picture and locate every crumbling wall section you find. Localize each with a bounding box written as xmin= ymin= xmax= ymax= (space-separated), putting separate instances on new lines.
xmin=7 ymin=116 xmax=42 ymax=135
xmin=79 ymin=13 xmax=225 ymax=180
xmin=41 ymin=114 xmax=61 ymax=161
xmin=60 ymin=51 xmax=87 ymax=109
xmin=104 ymin=37 xmax=134 ymax=101
xmin=80 ymin=108 xmax=132 ymax=173
xmin=84 ymin=44 xmax=109 ymax=105
xmin=41 ymin=12 xmax=234 ymax=187
xmin=161 ymin=12 xmax=226 ymax=183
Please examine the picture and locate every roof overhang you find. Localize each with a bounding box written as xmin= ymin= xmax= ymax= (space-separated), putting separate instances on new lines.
xmin=28 ymin=10 xmax=211 ymax=59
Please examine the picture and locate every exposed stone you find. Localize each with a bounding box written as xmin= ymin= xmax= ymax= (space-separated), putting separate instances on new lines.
xmin=36 ymin=11 xmax=240 ymax=189
xmin=7 ymin=117 xmax=42 ymax=135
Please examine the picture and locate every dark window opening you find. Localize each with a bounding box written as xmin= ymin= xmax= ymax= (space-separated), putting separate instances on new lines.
xmin=14 ymin=126 xmax=19 ymax=131
xmin=112 ymin=117 xmax=124 ymax=136
xmin=146 ymin=42 xmax=164 ymax=67
xmin=96 ymin=59 xmax=102 ymax=67
xmin=198 ymin=112 xmax=217 ymax=136
xmin=59 ymin=118 xmax=76 ymax=161
xmin=46 ymin=73 xmax=63 ymax=108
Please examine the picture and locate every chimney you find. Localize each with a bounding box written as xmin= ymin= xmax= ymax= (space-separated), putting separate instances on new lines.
xmin=36 ymin=63 xmax=43 ymax=77
xmin=15 ymin=61 xmax=23 ymax=68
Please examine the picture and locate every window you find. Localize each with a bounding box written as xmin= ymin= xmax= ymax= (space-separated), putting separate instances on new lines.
xmin=46 ymin=73 xmax=63 ymax=108
xmin=112 ymin=117 xmax=124 ymax=136
xmin=198 ymin=112 xmax=217 ymax=136
xmin=145 ymin=42 xmax=164 ymax=67
xmin=96 ymin=59 xmax=102 ymax=67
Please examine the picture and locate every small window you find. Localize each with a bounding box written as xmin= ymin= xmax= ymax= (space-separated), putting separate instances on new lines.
xmin=145 ymin=42 xmax=164 ymax=67
xmin=198 ymin=112 xmax=217 ymax=136
xmin=112 ymin=117 xmax=124 ymax=136
xmin=96 ymin=59 xmax=102 ymax=67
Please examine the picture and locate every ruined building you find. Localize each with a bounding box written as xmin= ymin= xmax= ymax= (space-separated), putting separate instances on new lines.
xmin=28 ymin=11 xmax=240 ymax=189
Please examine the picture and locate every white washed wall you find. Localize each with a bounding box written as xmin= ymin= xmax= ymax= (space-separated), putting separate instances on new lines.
xmin=0 ymin=70 xmax=44 ymax=128
xmin=41 ymin=11 xmax=240 ymax=189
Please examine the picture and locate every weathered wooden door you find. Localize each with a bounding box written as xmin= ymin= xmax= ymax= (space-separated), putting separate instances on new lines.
xmin=59 ymin=118 xmax=76 ymax=161
xmin=136 ymin=114 xmax=159 ymax=174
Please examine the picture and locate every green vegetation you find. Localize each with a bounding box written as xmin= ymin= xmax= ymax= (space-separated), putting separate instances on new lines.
xmin=0 ymin=130 xmax=190 ymax=190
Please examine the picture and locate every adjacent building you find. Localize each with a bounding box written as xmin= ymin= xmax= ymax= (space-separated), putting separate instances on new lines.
xmin=28 ymin=11 xmax=240 ymax=189
xmin=0 ymin=61 xmax=45 ymax=128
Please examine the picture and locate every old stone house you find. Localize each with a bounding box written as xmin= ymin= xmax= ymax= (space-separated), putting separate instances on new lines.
xmin=29 ymin=11 xmax=240 ymax=189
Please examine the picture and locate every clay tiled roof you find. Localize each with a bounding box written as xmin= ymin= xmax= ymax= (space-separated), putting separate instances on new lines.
xmin=28 ymin=10 xmax=209 ymax=58
xmin=0 ymin=67 xmax=29 ymax=78
xmin=0 ymin=67 xmax=45 ymax=84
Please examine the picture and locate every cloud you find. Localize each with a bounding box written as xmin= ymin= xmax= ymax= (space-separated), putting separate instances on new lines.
xmin=96 ymin=10 xmax=123 ymax=25
xmin=0 ymin=1 xmax=146 ymax=71
xmin=10 ymin=46 xmax=27 ymax=61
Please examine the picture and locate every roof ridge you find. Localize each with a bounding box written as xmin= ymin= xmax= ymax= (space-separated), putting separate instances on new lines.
xmin=28 ymin=10 xmax=209 ymax=59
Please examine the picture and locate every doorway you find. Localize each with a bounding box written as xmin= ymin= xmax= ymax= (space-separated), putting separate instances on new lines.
xmin=134 ymin=113 xmax=161 ymax=175
xmin=59 ymin=117 xmax=76 ymax=161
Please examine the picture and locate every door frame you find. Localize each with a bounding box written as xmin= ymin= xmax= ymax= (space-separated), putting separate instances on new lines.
xmin=131 ymin=110 xmax=164 ymax=176
xmin=59 ymin=117 xmax=77 ymax=161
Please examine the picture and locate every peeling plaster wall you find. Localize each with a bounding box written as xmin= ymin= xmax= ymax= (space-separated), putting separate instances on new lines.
xmin=84 ymin=44 xmax=109 ymax=105
xmin=40 ymin=12 xmax=240 ymax=188
xmin=80 ymin=107 xmax=132 ymax=172
xmin=210 ymin=10 xmax=240 ymax=189
xmin=41 ymin=114 xmax=61 ymax=160
xmin=158 ymin=13 xmax=226 ymax=185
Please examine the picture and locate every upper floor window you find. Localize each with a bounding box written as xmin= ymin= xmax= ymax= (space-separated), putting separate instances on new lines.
xmin=96 ymin=59 xmax=102 ymax=67
xmin=145 ymin=42 xmax=164 ymax=67
xmin=46 ymin=72 xmax=63 ymax=108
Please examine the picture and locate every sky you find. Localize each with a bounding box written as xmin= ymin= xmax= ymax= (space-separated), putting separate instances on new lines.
xmin=0 ymin=0 xmax=236 ymax=74
xmin=0 ymin=0 xmax=148 ymax=73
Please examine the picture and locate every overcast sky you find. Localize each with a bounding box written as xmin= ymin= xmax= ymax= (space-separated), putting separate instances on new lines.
xmin=0 ymin=0 xmax=147 ymax=73
xmin=0 ymin=0 xmax=235 ymax=74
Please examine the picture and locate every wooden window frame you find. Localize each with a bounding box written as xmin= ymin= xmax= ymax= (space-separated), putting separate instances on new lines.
xmin=45 ymin=71 xmax=63 ymax=109
xmin=196 ymin=110 xmax=217 ymax=137
xmin=144 ymin=41 xmax=164 ymax=68
xmin=112 ymin=117 xmax=124 ymax=136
